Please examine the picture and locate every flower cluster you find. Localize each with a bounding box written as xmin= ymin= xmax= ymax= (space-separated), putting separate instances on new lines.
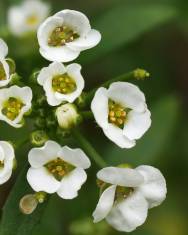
xmin=0 ymin=4 xmax=167 ymax=234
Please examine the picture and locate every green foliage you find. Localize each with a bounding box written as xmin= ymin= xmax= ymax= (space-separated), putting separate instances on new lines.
xmin=80 ymin=3 xmax=178 ymax=63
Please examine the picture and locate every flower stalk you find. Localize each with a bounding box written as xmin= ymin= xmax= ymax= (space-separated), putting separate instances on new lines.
xmin=72 ymin=129 xmax=106 ymax=168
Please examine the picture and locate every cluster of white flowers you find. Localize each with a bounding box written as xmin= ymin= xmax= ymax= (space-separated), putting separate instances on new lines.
xmin=0 ymin=4 xmax=167 ymax=233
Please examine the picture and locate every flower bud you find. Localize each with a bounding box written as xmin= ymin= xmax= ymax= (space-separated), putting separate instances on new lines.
xmin=55 ymin=103 xmax=80 ymax=130
xmin=134 ymin=68 xmax=150 ymax=80
xmin=19 ymin=194 xmax=38 ymax=215
xmin=31 ymin=130 xmax=48 ymax=146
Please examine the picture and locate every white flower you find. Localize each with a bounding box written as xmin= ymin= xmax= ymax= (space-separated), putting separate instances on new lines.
xmin=27 ymin=140 xmax=91 ymax=199
xmin=56 ymin=103 xmax=80 ymax=129
xmin=91 ymin=82 xmax=151 ymax=148
xmin=0 ymin=85 xmax=33 ymax=128
xmin=8 ymin=0 xmax=50 ymax=36
xmin=37 ymin=62 xmax=84 ymax=106
xmin=93 ymin=165 xmax=167 ymax=232
xmin=0 ymin=39 xmax=13 ymax=87
xmin=0 ymin=141 xmax=15 ymax=184
xmin=37 ymin=9 xmax=101 ymax=62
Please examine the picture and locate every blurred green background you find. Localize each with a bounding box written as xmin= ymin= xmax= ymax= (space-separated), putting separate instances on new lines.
xmin=0 ymin=0 xmax=188 ymax=235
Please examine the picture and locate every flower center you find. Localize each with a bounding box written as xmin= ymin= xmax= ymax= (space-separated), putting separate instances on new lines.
xmin=115 ymin=186 xmax=133 ymax=202
xmin=26 ymin=15 xmax=38 ymax=26
xmin=108 ymin=100 xmax=127 ymax=128
xmin=52 ymin=73 xmax=76 ymax=94
xmin=0 ymin=160 xmax=4 ymax=168
xmin=48 ymin=26 xmax=79 ymax=47
xmin=45 ymin=157 xmax=75 ymax=181
xmin=2 ymin=97 xmax=25 ymax=121
xmin=0 ymin=62 xmax=6 ymax=81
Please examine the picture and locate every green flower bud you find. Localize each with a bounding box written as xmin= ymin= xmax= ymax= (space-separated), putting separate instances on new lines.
xmin=30 ymin=130 xmax=48 ymax=146
xmin=34 ymin=117 xmax=46 ymax=128
xmin=134 ymin=68 xmax=150 ymax=80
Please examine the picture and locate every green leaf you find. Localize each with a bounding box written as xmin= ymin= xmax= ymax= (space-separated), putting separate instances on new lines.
xmin=80 ymin=4 xmax=178 ymax=63
xmin=0 ymin=164 xmax=49 ymax=235
xmin=104 ymin=95 xmax=181 ymax=165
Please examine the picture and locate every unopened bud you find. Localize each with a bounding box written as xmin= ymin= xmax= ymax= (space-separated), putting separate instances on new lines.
xmin=118 ymin=163 xmax=132 ymax=169
xmin=134 ymin=68 xmax=150 ymax=80
xmin=34 ymin=191 xmax=47 ymax=203
xmin=19 ymin=194 xmax=38 ymax=215
xmin=55 ymin=103 xmax=80 ymax=130
xmin=31 ymin=130 xmax=48 ymax=146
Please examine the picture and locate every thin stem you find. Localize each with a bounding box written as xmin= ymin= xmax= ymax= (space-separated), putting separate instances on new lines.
xmin=80 ymin=111 xmax=94 ymax=120
xmin=85 ymin=68 xmax=150 ymax=106
xmin=72 ymin=129 xmax=107 ymax=168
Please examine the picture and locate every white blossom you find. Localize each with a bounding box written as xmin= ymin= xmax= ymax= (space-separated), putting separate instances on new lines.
xmin=91 ymin=82 xmax=151 ymax=148
xmin=0 ymin=39 xmax=13 ymax=87
xmin=93 ymin=165 xmax=167 ymax=232
xmin=8 ymin=0 xmax=50 ymax=36
xmin=37 ymin=9 xmax=101 ymax=62
xmin=0 ymin=85 xmax=32 ymax=128
xmin=37 ymin=62 xmax=84 ymax=106
xmin=27 ymin=140 xmax=91 ymax=199
xmin=0 ymin=141 xmax=15 ymax=184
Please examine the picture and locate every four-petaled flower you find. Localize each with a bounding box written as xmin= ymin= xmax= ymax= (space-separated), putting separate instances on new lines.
xmin=37 ymin=61 xmax=84 ymax=106
xmin=37 ymin=9 xmax=101 ymax=62
xmin=93 ymin=165 xmax=167 ymax=232
xmin=0 ymin=39 xmax=13 ymax=87
xmin=91 ymin=82 xmax=151 ymax=148
xmin=0 ymin=141 xmax=15 ymax=184
xmin=0 ymin=85 xmax=32 ymax=128
xmin=8 ymin=0 xmax=50 ymax=36
xmin=27 ymin=140 xmax=91 ymax=199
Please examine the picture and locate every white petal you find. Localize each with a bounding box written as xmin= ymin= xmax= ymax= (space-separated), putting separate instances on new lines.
xmin=93 ymin=185 xmax=116 ymax=223
xmin=54 ymin=9 xmax=91 ymax=36
xmin=123 ymin=109 xmax=151 ymax=140
xmin=43 ymin=77 xmax=61 ymax=106
xmin=27 ymin=167 xmax=60 ymax=193
xmin=106 ymin=191 xmax=148 ymax=232
xmin=0 ymin=39 xmax=8 ymax=58
xmin=39 ymin=46 xmax=80 ymax=63
xmin=97 ymin=167 xmax=144 ymax=187
xmin=67 ymin=29 xmax=101 ymax=51
xmin=0 ymin=141 xmax=14 ymax=184
xmin=8 ymin=7 xmax=25 ymax=36
xmin=37 ymin=62 xmax=66 ymax=86
xmin=0 ymin=59 xmax=10 ymax=87
xmin=108 ymin=82 xmax=146 ymax=112
xmin=28 ymin=140 xmax=62 ymax=168
xmin=38 ymin=16 xmax=64 ymax=48
xmin=91 ymin=87 xmax=109 ymax=129
xmin=59 ymin=146 xmax=91 ymax=169
xmin=57 ymin=168 xmax=87 ymax=199
xmin=103 ymin=124 xmax=136 ymax=148
xmin=136 ymin=165 xmax=167 ymax=208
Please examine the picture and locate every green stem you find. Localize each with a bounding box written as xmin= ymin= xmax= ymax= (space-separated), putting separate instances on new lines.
xmin=85 ymin=68 xmax=150 ymax=106
xmin=72 ymin=129 xmax=106 ymax=168
xmin=80 ymin=111 xmax=94 ymax=120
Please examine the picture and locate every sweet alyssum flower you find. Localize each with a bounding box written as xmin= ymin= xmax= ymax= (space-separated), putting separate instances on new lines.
xmin=91 ymin=82 xmax=151 ymax=148
xmin=37 ymin=9 xmax=101 ymax=62
xmin=0 ymin=85 xmax=32 ymax=128
xmin=27 ymin=140 xmax=91 ymax=199
xmin=93 ymin=165 xmax=167 ymax=232
xmin=0 ymin=141 xmax=15 ymax=184
xmin=8 ymin=0 xmax=50 ymax=36
xmin=0 ymin=39 xmax=13 ymax=87
xmin=55 ymin=103 xmax=80 ymax=129
xmin=37 ymin=62 xmax=84 ymax=106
